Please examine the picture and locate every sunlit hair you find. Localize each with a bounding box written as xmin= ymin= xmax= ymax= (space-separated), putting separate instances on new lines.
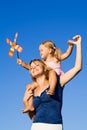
xmin=40 ymin=40 xmax=61 ymax=60
xmin=29 ymin=59 xmax=50 ymax=81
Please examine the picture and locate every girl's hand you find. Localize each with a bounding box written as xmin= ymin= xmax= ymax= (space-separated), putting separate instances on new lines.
xmin=17 ymin=58 xmax=22 ymax=65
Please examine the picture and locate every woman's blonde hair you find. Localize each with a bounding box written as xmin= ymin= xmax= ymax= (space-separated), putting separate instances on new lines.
xmin=40 ymin=40 xmax=61 ymax=61
xmin=29 ymin=59 xmax=50 ymax=81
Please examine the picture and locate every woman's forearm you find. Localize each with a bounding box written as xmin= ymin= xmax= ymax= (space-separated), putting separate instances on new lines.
xmin=74 ymin=36 xmax=82 ymax=71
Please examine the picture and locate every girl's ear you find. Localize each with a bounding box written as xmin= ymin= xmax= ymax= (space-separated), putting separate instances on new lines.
xmin=49 ymin=48 xmax=53 ymax=54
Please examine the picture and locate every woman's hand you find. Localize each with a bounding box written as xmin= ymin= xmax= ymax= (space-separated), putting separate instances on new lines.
xmin=68 ymin=35 xmax=81 ymax=45
xmin=23 ymin=89 xmax=33 ymax=103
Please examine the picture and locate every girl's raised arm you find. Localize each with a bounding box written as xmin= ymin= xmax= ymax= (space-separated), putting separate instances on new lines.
xmin=17 ymin=58 xmax=30 ymax=70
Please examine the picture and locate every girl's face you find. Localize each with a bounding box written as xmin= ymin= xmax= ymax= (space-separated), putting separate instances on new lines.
xmin=39 ymin=44 xmax=50 ymax=59
xmin=29 ymin=61 xmax=44 ymax=78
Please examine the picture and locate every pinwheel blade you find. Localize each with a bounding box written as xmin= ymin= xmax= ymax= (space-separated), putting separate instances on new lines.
xmin=15 ymin=45 xmax=23 ymax=52
xmin=6 ymin=38 xmax=12 ymax=45
xmin=8 ymin=48 xmax=14 ymax=57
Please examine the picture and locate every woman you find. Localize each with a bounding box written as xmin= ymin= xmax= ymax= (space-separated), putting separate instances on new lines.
xmin=23 ymin=35 xmax=82 ymax=130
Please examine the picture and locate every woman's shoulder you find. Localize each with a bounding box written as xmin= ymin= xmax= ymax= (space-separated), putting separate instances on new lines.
xmin=26 ymin=81 xmax=38 ymax=90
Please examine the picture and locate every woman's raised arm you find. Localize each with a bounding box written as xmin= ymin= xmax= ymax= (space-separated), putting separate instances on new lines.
xmin=60 ymin=35 xmax=82 ymax=87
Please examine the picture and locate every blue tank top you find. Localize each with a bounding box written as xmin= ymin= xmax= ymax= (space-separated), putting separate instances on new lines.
xmin=33 ymin=76 xmax=63 ymax=124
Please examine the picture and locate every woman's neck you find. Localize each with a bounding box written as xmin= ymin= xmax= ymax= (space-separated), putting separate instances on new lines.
xmin=36 ymin=75 xmax=49 ymax=88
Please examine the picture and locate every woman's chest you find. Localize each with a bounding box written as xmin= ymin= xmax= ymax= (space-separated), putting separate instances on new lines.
xmin=33 ymin=86 xmax=49 ymax=97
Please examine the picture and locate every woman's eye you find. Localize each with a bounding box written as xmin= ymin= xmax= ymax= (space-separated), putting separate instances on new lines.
xmin=35 ymin=64 xmax=39 ymax=66
xmin=30 ymin=67 xmax=33 ymax=70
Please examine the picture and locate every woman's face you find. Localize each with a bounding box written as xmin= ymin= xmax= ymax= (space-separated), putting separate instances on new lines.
xmin=29 ymin=61 xmax=45 ymax=78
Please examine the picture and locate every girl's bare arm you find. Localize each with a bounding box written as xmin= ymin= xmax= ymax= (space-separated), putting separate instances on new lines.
xmin=60 ymin=44 xmax=74 ymax=60
xmin=17 ymin=58 xmax=30 ymax=70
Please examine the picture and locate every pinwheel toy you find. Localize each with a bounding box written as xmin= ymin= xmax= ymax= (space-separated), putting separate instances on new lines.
xmin=6 ymin=33 xmax=23 ymax=57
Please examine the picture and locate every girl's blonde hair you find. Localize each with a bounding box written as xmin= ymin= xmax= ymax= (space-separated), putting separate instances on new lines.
xmin=40 ymin=40 xmax=61 ymax=61
xmin=29 ymin=59 xmax=50 ymax=81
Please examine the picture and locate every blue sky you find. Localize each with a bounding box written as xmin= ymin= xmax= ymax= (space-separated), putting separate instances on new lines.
xmin=0 ymin=0 xmax=87 ymax=130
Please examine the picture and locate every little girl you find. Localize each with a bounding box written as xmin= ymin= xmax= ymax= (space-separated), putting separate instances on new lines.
xmin=17 ymin=40 xmax=74 ymax=112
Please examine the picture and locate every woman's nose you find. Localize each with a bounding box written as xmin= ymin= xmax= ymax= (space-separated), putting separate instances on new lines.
xmin=31 ymin=66 xmax=37 ymax=71
xmin=33 ymin=66 xmax=36 ymax=69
